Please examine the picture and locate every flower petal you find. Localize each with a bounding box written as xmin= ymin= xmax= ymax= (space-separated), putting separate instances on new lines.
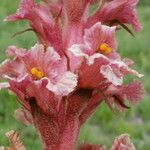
xmin=105 ymin=80 xmax=144 ymax=111
xmin=87 ymin=53 xmax=109 ymax=65
xmin=123 ymin=80 xmax=145 ymax=104
xmin=6 ymin=46 xmax=26 ymax=57
xmin=69 ymin=44 xmax=110 ymax=65
xmin=88 ymin=0 xmax=142 ymax=31
xmin=100 ymin=64 xmax=123 ymax=86
xmin=5 ymin=0 xmax=35 ymax=21
xmin=78 ymin=55 xmax=109 ymax=88
xmin=113 ymin=60 xmax=144 ymax=78
xmin=69 ymin=44 xmax=89 ymax=59
xmin=0 ymin=58 xmax=25 ymax=81
xmin=46 ymin=72 xmax=78 ymax=96
xmin=84 ymin=22 xmax=117 ymax=52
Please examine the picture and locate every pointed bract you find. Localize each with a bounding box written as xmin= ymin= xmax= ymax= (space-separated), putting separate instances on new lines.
xmin=87 ymin=0 xmax=142 ymax=31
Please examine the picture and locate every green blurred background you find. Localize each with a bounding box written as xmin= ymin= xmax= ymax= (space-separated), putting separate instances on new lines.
xmin=0 ymin=0 xmax=150 ymax=149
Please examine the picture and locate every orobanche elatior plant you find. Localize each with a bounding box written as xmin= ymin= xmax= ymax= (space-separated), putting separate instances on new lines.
xmin=0 ymin=0 xmax=145 ymax=150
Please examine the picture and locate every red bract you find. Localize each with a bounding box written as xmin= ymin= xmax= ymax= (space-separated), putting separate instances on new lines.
xmin=87 ymin=0 xmax=142 ymax=31
xmin=5 ymin=0 xmax=63 ymax=55
xmin=0 ymin=0 xmax=144 ymax=150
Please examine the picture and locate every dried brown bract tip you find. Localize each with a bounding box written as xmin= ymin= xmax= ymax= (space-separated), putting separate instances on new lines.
xmin=110 ymin=134 xmax=136 ymax=150
xmin=0 ymin=130 xmax=26 ymax=150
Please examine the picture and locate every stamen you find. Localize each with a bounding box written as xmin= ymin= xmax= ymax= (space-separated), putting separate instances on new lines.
xmin=30 ymin=67 xmax=44 ymax=79
xmin=98 ymin=43 xmax=112 ymax=55
xmin=31 ymin=67 xmax=38 ymax=75
xmin=36 ymin=71 xmax=44 ymax=79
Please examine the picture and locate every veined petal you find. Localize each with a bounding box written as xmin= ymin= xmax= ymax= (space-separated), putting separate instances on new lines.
xmin=70 ymin=42 xmax=142 ymax=87
xmin=34 ymin=3 xmax=54 ymax=27
xmin=46 ymin=47 xmax=61 ymax=61
xmin=100 ymin=60 xmax=143 ymax=86
xmin=88 ymin=0 xmax=142 ymax=31
xmin=84 ymin=22 xmax=117 ymax=52
xmin=87 ymin=53 xmax=109 ymax=65
xmin=5 ymin=0 xmax=35 ymax=21
xmin=0 ymin=58 xmax=25 ymax=80
xmin=68 ymin=44 xmax=91 ymax=71
xmin=123 ymin=80 xmax=145 ymax=104
xmin=20 ymin=44 xmax=62 ymax=76
xmin=69 ymin=44 xmax=109 ymax=65
xmin=100 ymin=65 xmax=123 ymax=86
xmin=45 ymin=72 xmax=78 ymax=96
xmin=105 ymin=80 xmax=144 ymax=111
xmin=6 ymin=46 xmax=26 ymax=57
xmin=69 ymin=44 xmax=89 ymax=59
xmin=112 ymin=60 xmax=144 ymax=78
xmin=77 ymin=53 xmax=109 ymax=88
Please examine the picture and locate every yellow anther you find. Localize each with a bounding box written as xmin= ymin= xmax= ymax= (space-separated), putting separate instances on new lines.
xmin=36 ymin=71 xmax=44 ymax=79
xmin=30 ymin=67 xmax=44 ymax=79
xmin=99 ymin=43 xmax=112 ymax=55
xmin=31 ymin=67 xmax=38 ymax=75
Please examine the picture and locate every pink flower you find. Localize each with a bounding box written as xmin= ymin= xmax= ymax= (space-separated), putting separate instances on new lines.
xmin=1 ymin=0 xmax=143 ymax=123
xmin=0 ymin=0 xmax=144 ymax=149
xmin=0 ymin=43 xmax=79 ymax=150
xmin=69 ymin=23 xmax=143 ymax=88
xmin=87 ymin=0 xmax=142 ymax=31
xmin=0 ymin=44 xmax=77 ymax=112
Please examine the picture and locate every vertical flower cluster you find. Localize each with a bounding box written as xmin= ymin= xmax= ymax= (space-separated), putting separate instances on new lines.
xmin=0 ymin=0 xmax=144 ymax=150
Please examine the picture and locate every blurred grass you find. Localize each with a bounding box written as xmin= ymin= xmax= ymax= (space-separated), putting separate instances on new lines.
xmin=0 ymin=1 xmax=150 ymax=150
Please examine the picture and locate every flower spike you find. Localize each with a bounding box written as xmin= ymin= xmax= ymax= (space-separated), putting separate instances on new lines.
xmin=0 ymin=0 xmax=144 ymax=149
